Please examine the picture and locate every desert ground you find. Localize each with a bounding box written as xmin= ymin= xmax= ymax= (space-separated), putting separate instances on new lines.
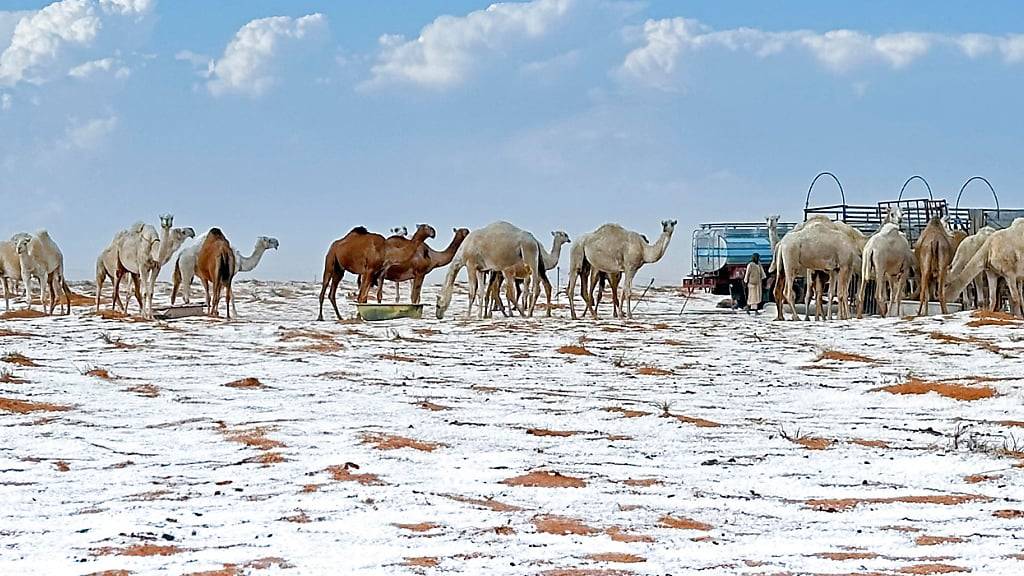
xmin=1 ymin=281 xmax=1023 ymax=575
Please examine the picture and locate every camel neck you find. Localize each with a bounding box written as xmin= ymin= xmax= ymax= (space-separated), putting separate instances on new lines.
xmin=238 ymin=244 xmax=267 ymax=272
xmin=643 ymin=231 xmax=672 ymax=263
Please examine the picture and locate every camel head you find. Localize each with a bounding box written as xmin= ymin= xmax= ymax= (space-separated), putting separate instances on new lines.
xmin=159 ymin=214 xmax=174 ymax=230
xmin=413 ymin=224 xmax=437 ymax=241
xmin=172 ymin=227 xmax=197 ymax=244
xmin=435 ymin=292 xmax=450 ymax=319
xmin=661 ymin=220 xmax=677 ymax=235
xmin=14 ymin=235 xmax=31 ymax=255
xmin=766 ymin=215 xmax=780 ymax=227
xmin=258 ymin=236 xmax=280 ymax=250
xmin=551 ymin=230 xmax=570 ymax=245
xmin=453 ymin=228 xmax=470 ymax=242
xmin=883 ymin=206 xmax=903 ymax=226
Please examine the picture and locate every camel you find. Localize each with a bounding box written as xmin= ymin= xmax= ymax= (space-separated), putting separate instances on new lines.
xmin=195 ymin=228 xmax=236 ymax=318
xmin=318 ymin=227 xmax=387 ymax=321
xmin=172 ymin=235 xmax=280 ymax=309
xmin=913 ymin=217 xmax=954 ymax=316
xmin=15 ymin=231 xmax=71 ymax=315
xmin=369 ymin=228 xmax=469 ymax=306
xmin=486 ymin=230 xmax=570 ymax=317
xmin=384 ymin=226 xmax=409 ymax=300
xmin=564 ymin=234 xmax=619 ymax=318
xmin=773 ymin=219 xmax=860 ymax=321
xmin=856 ymin=222 xmax=915 ymax=318
xmin=374 ymin=224 xmax=437 ymax=303
xmin=946 ymin=219 xmax=1024 ymax=317
xmin=567 ymin=220 xmax=676 ymax=320
xmin=949 ymin=227 xmax=996 ymax=309
xmin=435 ymin=221 xmax=546 ymax=320
xmin=113 ymin=215 xmax=196 ymax=318
xmin=0 ymin=239 xmax=23 ymax=311
xmin=96 ymin=223 xmax=145 ymax=312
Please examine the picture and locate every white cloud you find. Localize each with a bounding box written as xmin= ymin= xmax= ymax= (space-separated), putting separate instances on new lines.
xmin=365 ymin=0 xmax=574 ymax=89
xmin=1 ymin=92 xmax=11 ymax=111
xmin=62 ymin=115 xmax=118 ymax=150
xmin=205 ymin=13 xmax=327 ymax=97
xmin=620 ymin=17 xmax=1024 ymax=88
xmin=67 ymin=56 xmax=129 ymax=79
xmin=0 ymin=0 xmax=154 ymax=86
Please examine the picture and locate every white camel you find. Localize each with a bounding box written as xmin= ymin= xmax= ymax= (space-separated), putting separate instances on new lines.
xmin=487 ymin=230 xmax=570 ymax=317
xmin=96 ymin=223 xmax=146 ymax=312
xmin=947 ymin=219 xmax=1024 ymax=317
xmin=114 ymin=215 xmax=195 ymax=318
xmin=856 ymin=220 xmax=915 ymax=318
xmin=0 ymin=238 xmax=24 ymax=311
xmin=567 ymin=220 xmax=676 ymax=320
xmin=949 ymin=226 xmax=995 ymax=309
xmin=172 ymin=235 xmax=279 ymax=314
xmin=773 ymin=218 xmax=860 ymax=321
xmin=436 ymin=221 xmax=545 ymax=320
xmin=16 ymin=231 xmax=71 ymax=315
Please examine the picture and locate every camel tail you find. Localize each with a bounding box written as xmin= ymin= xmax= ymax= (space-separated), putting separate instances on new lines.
xmin=218 ymin=251 xmax=233 ymax=285
xmin=171 ymin=256 xmax=181 ymax=304
xmin=947 ymin=238 xmax=990 ymax=299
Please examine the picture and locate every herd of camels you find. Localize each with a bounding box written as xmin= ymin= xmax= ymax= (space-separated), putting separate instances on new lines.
xmin=2 ymin=208 xmax=1022 ymax=322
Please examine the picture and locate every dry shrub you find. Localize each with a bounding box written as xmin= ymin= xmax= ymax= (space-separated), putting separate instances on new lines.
xmin=557 ymin=345 xmax=594 ymax=356
xmin=791 ymin=436 xmax=833 ymax=450
xmin=806 ymin=494 xmax=989 ymax=512
xmin=220 ymin=425 xmax=284 ymax=451
xmin=300 ymin=484 xmax=321 ymax=493
xmin=54 ymin=460 xmax=70 ymax=472
xmin=92 ymin=544 xmax=182 ymax=557
xmin=394 ymin=522 xmax=438 ymax=532
xmin=964 ymin=474 xmax=1000 ymax=484
xmin=443 ymin=494 xmax=521 ymax=512
xmin=85 ymin=368 xmax=113 ymax=380
xmin=915 ymin=535 xmax=965 ymax=546
xmin=282 ymin=510 xmax=311 ymax=524
xmin=502 ymin=470 xmax=587 ymax=488
xmin=224 ymin=377 xmax=265 ymax=389
xmin=815 ymin=349 xmax=875 ymax=363
xmin=532 ymin=515 xmax=597 ymax=535
xmin=659 ymin=515 xmax=712 ymax=531
xmin=813 ymin=551 xmax=879 ymax=560
xmin=967 ymin=317 xmax=1019 ymax=328
xmin=325 ymin=462 xmax=383 ymax=485
xmin=83 ymin=571 xmax=131 ymax=576
xmin=604 ymin=406 xmax=651 ymax=418
xmin=971 ymin=309 xmax=1016 ymax=321
xmin=418 ymin=401 xmax=450 ymax=411
xmin=2 ymin=352 xmax=37 ymax=367
xmin=361 ymin=433 xmax=442 ymax=452
xmin=874 ymin=377 xmax=997 ymax=401
xmin=588 ymin=553 xmax=646 ymax=564
xmin=928 ymin=331 xmax=1003 ymax=354
xmin=244 ymin=452 xmax=285 ymax=465
xmin=637 ymin=366 xmax=672 ymax=376
xmin=404 ymin=557 xmax=438 ymax=567
xmin=671 ymin=414 xmax=722 ymax=428
xmin=0 ymin=369 xmax=27 ymax=384
xmin=125 ymin=384 xmax=159 ymax=398
xmin=897 ymin=563 xmax=971 ymax=574
xmin=850 ymin=439 xmax=890 ymax=448
xmin=541 ymin=570 xmax=635 ymax=576
xmin=279 ymin=329 xmax=344 ymax=353
xmin=527 ymin=428 xmax=576 ymax=437
xmin=0 ymin=397 xmax=70 ymax=414
xmin=0 ymin=328 xmax=34 ymax=337
xmin=379 ymin=353 xmax=416 ymax=362
xmin=993 ymin=509 xmax=1024 ymax=519
xmin=605 ymin=527 xmax=654 ymax=543
xmin=621 ymin=478 xmax=661 ymax=487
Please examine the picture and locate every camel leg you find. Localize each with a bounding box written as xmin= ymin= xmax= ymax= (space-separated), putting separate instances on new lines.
xmin=622 ymin=268 xmax=635 ymax=320
xmin=937 ymin=263 xmax=948 ymax=315
xmin=411 ymin=275 xmax=425 ymax=306
xmin=504 ymin=271 xmax=523 ymax=317
xmin=328 ymin=272 xmax=343 ymax=320
xmin=2 ymin=277 xmax=8 ymax=312
xmin=132 ymin=274 xmax=144 ymax=316
xmin=609 ymin=274 xmax=622 ymax=319
xmin=95 ymin=267 xmax=105 ymax=312
xmin=1008 ymin=275 xmax=1024 ymax=318
xmin=113 ymin=269 xmax=125 ymax=313
xmin=567 ymin=266 xmax=579 ymax=320
xmin=528 ymin=271 xmax=541 ymax=318
xmin=202 ymin=280 xmax=211 ymax=315
xmin=856 ymin=272 xmax=868 ymax=319
xmin=465 ymin=264 xmax=479 ymax=319
xmin=986 ymin=271 xmax=999 ymax=312
xmin=917 ymin=260 xmax=930 ymax=316
xmin=225 ymin=281 xmax=233 ymax=320
xmin=317 ymin=270 xmax=331 ymax=321
xmin=394 ymin=281 xmax=400 ymax=304
xmin=875 ymin=269 xmax=887 ymax=318
xmin=359 ymin=272 xmax=375 ymax=305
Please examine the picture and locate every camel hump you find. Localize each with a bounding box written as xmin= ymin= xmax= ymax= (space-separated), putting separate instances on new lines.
xmin=350 ymin=226 xmax=370 ymax=235
xmin=207 ymin=227 xmax=226 ymax=240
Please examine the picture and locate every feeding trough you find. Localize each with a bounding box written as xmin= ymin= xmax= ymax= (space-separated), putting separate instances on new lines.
xmin=355 ymin=303 xmax=424 ymax=321
xmin=153 ymin=303 xmax=206 ymax=320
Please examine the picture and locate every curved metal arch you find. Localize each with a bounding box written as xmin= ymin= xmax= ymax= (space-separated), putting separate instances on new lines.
xmin=804 ymin=171 xmax=846 ymax=210
xmin=897 ymin=175 xmax=933 ymax=201
xmin=955 ymin=176 xmax=1000 ymax=217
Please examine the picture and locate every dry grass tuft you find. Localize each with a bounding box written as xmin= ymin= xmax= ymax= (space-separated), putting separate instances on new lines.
xmin=0 ymin=369 xmax=27 ymax=384
xmin=279 ymin=328 xmax=344 ymax=353
xmin=815 ymin=349 xmax=876 ymax=363
xmin=325 ymin=462 xmax=383 ymax=485
xmin=403 ymin=557 xmax=438 ymax=567
xmin=806 ymin=494 xmax=990 ymax=512
xmin=993 ymin=509 xmax=1024 ymax=519
xmin=282 ymin=510 xmax=311 ymax=524
xmin=557 ymin=344 xmax=594 ymax=356
xmin=2 ymin=352 xmax=37 ymax=367
xmin=125 ymin=384 xmax=159 ymax=397
xmin=224 ymin=377 xmax=266 ymax=389
xmin=897 ymin=563 xmax=971 ymax=574
xmin=220 ymin=425 xmax=284 ymax=451
xmin=443 ymin=494 xmax=521 ymax=512
xmin=604 ymin=406 xmax=651 ymax=418
xmin=659 ymin=515 xmax=712 ymax=531
xmin=587 ymin=553 xmax=646 ymax=563
xmin=418 ymin=401 xmax=451 ymax=411
xmin=874 ymin=377 xmax=998 ymax=401
xmin=532 ymin=515 xmax=597 ymax=535
xmin=670 ymin=414 xmax=722 ymax=428
xmin=0 ymin=309 xmax=46 ymax=320
xmin=379 ymin=353 xmax=417 ymax=362
xmin=361 ymin=432 xmax=442 ymax=452
xmin=502 ymin=470 xmax=587 ymax=488
xmin=964 ymin=474 xmax=1000 ymax=484
xmin=915 ymin=535 xmax=965 ymax=546
xmin=621 ymin=478 xmax=661 ymax=487
xmin=92 ymin=544 xmax=182 ymax=557
xmin=394 ymin=522 xmax=439 ymax=533
xmin=813 ymin=551 xmax=880 ymax=560
xmin=0 ymin=397 xmax=71 ymax=414
xmin=84 ymin=367 xmax=113 ymax=380
xmin=527 ymin=428 xmax=577 ymax=437
xmin=637 ymin=366 xmax=672 ymax=376
xmin=54 ymin=460 xmax=70 ymax=472
xmin=850 ymin=439 xmax=891 ymax=448
xmin=605 ymin=527 xmax=655 ymax=543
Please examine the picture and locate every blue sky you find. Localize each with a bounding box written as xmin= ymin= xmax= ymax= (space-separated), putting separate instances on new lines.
xmin=1 ymin=1 xmax=1022 ymax=283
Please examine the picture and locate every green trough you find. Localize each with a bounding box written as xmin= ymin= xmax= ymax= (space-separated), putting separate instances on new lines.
xmin=355 ymin=303 xmax=424 ymax=321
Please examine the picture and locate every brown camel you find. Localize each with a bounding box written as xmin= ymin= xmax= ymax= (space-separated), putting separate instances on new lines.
xmin=318 ymin=226 xmax=386 ymax=321
xmin=375 ymin=227 xmax=469 ymax=305
xmin=374 ymin=224 xmax=437 ymax=302
xmin=914 ymin=217 xmax=954 ymax=315
xmin=196 ymin=228 xmax=236 ymax=318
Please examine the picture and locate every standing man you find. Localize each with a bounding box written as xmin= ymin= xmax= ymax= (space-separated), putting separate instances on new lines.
xmin=744 ymin=253 xmax=765 ymax=314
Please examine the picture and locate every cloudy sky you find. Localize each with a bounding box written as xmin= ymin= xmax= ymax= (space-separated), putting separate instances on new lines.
xmin=1 ymin=0 xmax=1022 ymax=282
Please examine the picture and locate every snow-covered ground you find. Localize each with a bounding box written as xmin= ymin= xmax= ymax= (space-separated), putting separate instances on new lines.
xmin=1 ymin=280 xmax=1022 ymax=575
